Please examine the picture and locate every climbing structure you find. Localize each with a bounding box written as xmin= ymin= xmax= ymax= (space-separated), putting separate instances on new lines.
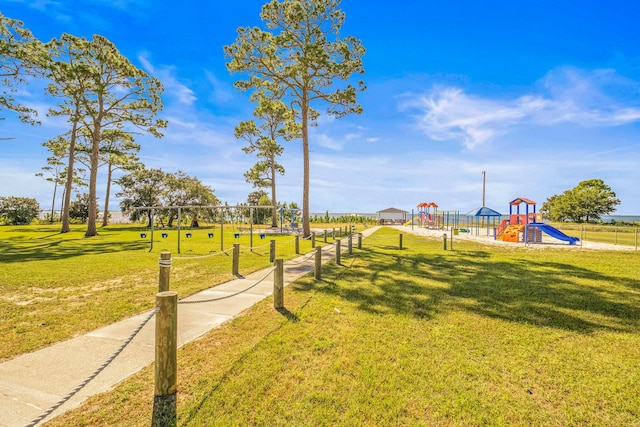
xmin=496 ymin=197 xmax=579 ymax=245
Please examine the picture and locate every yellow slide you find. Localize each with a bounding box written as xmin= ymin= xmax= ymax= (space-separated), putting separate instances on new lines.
xmin=404 ymin=214 xmax=427 ymax=226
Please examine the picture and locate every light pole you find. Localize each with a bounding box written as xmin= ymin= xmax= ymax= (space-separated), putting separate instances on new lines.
xmin=482 ymin=170 xmax=486 ymax=207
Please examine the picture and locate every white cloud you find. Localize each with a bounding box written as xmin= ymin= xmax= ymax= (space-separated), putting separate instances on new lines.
xmin=314 ymin=133 xmax=346 ymax=151
xmin=138 ymin=53 xmax=196 ymax=106
xmin=400 ymin=67 xmax=640 ymax=149
xmin=205 ymin=71 xmax=235 ymax=105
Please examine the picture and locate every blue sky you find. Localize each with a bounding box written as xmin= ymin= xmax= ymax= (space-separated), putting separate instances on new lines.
xmin=2 ymin=0 xmax=640 ymax=215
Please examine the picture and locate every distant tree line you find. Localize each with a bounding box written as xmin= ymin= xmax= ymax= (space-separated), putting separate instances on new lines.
xmin=541 ymin=179 xmax=620 ymax=223
xmin=1 ymin=13 xmax=167 ymax=236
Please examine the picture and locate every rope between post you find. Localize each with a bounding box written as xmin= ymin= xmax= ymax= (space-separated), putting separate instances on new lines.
xmin=26 ymin=307 xmax=159 ymax=427
xmin=158 ymin=258 xmax=172 ymax=267
xmin=178 ymin=266 xmax=277 ymax=304
xmin=173 ymin=246 xmax=234 ymax=260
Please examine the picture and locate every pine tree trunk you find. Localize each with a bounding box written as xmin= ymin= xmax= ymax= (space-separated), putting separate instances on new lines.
xmin=85 ymin=123 xmax=100 ymax=237
xmin=61 ymin=120 xmax=78 ymax=233
xmin=302 ymin=93 xmax=311 ymax=238
xmin=102 ymin=163 xmax=113 ymax=227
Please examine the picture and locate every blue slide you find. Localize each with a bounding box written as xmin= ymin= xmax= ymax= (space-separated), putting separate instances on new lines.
xmin=530 ymin=223 xmax=580 ymax=245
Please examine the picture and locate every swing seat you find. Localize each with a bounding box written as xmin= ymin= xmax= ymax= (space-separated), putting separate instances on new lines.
xmin=260 ymin=233 xmax=266 ymax=239
xmin=162 ymin=233 xmax=168 ymax=238
xmin=140 ymin=233 xmax=147 ymax=238
xmin=208 ymin=233 xmax=214 ymax=238
xmin=234 ymin=233 xmax=240 ymax=238
xmin=186 ymin=233 xmax=192 ymax=238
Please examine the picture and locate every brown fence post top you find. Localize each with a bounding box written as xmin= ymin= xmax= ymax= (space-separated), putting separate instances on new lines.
xmin=159 ymin=252 xmax=172 ymax=266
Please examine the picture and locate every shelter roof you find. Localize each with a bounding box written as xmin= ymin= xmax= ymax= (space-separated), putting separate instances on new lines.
xmin=466 ymin=206 xmax=502 ymax=217
xmin=377 ymin=207 xmax=409 ymax=214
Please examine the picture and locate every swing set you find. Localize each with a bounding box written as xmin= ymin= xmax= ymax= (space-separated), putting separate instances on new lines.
xmin=134 ymin=204 xmax=283 ymax=253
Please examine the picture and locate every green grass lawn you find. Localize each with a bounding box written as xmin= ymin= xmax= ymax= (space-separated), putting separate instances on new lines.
xmin=0 ymin=223 xmax=332 ymax=360
xmin=556 ymin=223 xmax=639 ymax=248
xmin=42 ymin=227 xmax=640 ymax=426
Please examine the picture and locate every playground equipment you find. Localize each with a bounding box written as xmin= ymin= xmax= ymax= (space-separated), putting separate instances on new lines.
xmin=406 ymin=203 xmax=460 ymax=231
xmin=406 ymin=202 xmax=439 ymax=228
xmin=466 ymin=206 xmax=503 ymax=236
xmin=133 ymin=204 xmax=283 ymax=253
xmin=280 ymin=207 xmax=302 ymax=234
xmin=496 ymin=198 xmax=579 ymax=245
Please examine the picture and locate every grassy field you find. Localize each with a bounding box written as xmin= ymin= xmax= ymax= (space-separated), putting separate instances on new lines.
xmin=558 ymin=223 xmax=639 ymax=247
xmin=0 ymin=223 xmax=350 ymax=361
xmin=33 ymin=227 xmax=640 ymax=426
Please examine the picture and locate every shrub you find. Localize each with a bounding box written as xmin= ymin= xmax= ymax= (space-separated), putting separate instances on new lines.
xmin=0 ymin=196 xmax=40 ymax=225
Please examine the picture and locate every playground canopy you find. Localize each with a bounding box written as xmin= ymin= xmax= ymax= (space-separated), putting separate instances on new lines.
xmin=466 ymin=206 xmax=502 ymax=235
xmin=417 ymin=202 xmax=439 ymax=209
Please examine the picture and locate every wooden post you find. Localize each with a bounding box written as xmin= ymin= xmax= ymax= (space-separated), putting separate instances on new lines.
xmin=311 ymin=232 xmax=316 ymax=248
xmin=314 ymin=246 xmax=322 ymax=280
xmin=358 ymin=233 xmax=362 ymax=249
xmin=270 ymin=239 xmax=276 ymax=263
xmin=344 ymin=225 xmax=348 ymax=236
xmin=332 ymin=228 xmax=335 ymax=239
xmin=443 ymin=233 xmax=447 ymax=251
xmin=348 ymin=234 xmax=353 ymax=254
xmin=295 ymin=235 xmax=300 ymax=254
xmin=158 ymin=252 xmax=171 ymax=292
xmin=399 ymin=233 xmax=403 ymax=250
xmin=153 ymin=291 xmax=178 ymax=426
xmin=274 ymin=259 xmax=284 ymax=309
xmin=336 ymin=239 xmax=341 ymax=265
xmin=323 ymin=229 xmax=328 ymax=243
xmin=232 ymin=243 xmax=240 ymax=276
xmin=338 ymin=227 xmax=342 ymax=237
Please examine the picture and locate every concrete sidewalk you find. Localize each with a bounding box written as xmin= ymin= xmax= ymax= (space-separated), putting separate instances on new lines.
xmin=0 ymin=227 xmax=380 ymax=427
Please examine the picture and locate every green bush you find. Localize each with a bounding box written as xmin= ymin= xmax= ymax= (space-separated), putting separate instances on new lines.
xmin=0 ymin=196 xmax=40 ymax=225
